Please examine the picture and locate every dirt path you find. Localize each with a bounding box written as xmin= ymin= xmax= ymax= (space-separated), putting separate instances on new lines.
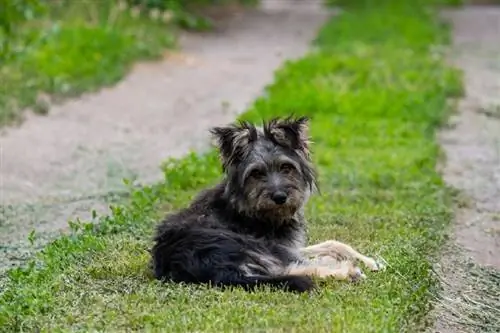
xmin=0 ymin=0 xmax=330 ymax=272
xmin=432 ymin=6 xmax=500 ymax=333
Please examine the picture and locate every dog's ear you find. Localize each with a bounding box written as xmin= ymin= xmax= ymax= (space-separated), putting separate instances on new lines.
xmin=264 ymin=116 xmax=311 ymax=156
xmin=210 ymin=121 xmax=258 ymax=168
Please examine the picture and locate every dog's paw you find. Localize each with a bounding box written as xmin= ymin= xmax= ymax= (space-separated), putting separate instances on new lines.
xmin=364 ymin=257 xmax=386 ymax=272
xmin=349 ymin=266 xmax=366 ymax=283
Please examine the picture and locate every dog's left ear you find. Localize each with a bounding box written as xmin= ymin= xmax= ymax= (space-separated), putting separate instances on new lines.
xmin=264 ymin=116 xmax=311 ymax=156
xmin=210 ymin=121 xmax=258 ymax=169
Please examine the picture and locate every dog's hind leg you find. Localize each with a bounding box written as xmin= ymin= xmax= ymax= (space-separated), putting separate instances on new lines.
xmin=300 ymin=240 xmax=385 ymax=271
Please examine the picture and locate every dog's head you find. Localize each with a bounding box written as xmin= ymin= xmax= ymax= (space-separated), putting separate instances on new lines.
xmin=210 ymin=116 xmax=317 ymax=222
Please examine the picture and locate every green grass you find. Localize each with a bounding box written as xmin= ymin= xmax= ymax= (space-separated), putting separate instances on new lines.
xmin=0 ymin=1 xmax=176 ymax=125
xmin=0 ymin=0 xmax=251 ymax=126
xmin=0 ymin=0 xmax=463 ymax=332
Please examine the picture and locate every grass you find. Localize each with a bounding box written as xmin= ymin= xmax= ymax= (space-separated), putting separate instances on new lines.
xmin=0 ymin=0 xmax=463 ymax=332
xmin=0 ymin=0 xmax=251 ymax=126
xmin=0 ymin=1 xmax=173 ymax=125
xmin=431 ymin=244 xmax=500 ymax=333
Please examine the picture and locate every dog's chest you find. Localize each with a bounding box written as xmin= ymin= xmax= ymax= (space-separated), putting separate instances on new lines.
xmin=240 ymin=221 xmax=306 ymax=249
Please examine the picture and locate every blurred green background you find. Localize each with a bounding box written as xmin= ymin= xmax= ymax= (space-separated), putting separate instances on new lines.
xmin=0 ymin=0 xmax=255 ymax=125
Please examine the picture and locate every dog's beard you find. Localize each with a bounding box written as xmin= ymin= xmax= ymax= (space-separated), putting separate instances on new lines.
xmin=240 ymin=195 xmax=304 ymax=223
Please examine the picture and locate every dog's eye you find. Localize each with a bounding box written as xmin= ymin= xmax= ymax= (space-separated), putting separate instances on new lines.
xmin=280 ymin=163 xmax=294 ymax=173
xmin=250 ymin=169 xmax=265 ymax=178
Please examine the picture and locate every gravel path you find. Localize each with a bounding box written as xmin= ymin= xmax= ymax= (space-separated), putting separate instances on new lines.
xmin=0 ymin=0 xmax=330 ymax=272
xmin=432 ymin=5 xmax=500 ymax=333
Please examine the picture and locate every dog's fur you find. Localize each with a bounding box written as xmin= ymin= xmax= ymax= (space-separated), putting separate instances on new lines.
xmin=151 ymin=116 xmax=383 ymax=293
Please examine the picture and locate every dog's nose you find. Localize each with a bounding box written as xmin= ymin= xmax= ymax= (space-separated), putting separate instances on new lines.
xmin=271 ymin=191 xmax=287 ymax=205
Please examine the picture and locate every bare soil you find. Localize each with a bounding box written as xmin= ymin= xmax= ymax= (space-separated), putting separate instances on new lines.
xmin=432 ymin=6 xmax=500 ymax=333
xmin=0 ymin=0 xmax=330 ymax=272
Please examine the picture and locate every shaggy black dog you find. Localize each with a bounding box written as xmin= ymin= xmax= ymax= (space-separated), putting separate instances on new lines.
xmin=151 ymin=116 xmax=383 ymax=293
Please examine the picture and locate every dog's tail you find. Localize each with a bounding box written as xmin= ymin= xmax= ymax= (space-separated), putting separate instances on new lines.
xmin=221 ymin=274 xmax=315 ymax=293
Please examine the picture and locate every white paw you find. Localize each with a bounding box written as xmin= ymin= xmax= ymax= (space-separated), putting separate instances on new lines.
xmin=364 ymin=257 xmax=386 ymax=272
xmin=350 ymin=266 xmax=366 ymax=282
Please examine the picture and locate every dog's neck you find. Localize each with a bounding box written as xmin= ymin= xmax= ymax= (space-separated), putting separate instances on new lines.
xmin=229 ymin=207 xmax=307 ymax=249
xmin=217 ymin=182 xmax=307 ymax=248
xmin=222 ymin=185 xmax=304 ymax=226
xmin=192 ymin=181 xmax=307 ymax=249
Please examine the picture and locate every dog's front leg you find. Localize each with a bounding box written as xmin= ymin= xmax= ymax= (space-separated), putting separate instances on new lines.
xmin=287 ymin=260 xmax=365 ymax=282
xmin=300 ymin=240 xmax=384 ymax=271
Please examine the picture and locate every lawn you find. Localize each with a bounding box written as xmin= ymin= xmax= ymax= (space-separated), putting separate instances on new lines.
xmin=0 ymin=0 xmax=462 ymax=332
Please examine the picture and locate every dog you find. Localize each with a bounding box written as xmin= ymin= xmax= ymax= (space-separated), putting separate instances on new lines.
xmin=151 ymin=116 xmax=384 ymax=293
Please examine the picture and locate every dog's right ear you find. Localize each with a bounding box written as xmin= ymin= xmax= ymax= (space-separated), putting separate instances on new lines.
xmin=264 ymin=116 xmax=311 ymax=158
xmin=210 ymin=121 xmax=258 ymax=169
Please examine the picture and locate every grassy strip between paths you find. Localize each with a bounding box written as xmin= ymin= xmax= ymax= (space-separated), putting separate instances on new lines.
xmin=0 ymin=0 xmax=462 ymax=332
